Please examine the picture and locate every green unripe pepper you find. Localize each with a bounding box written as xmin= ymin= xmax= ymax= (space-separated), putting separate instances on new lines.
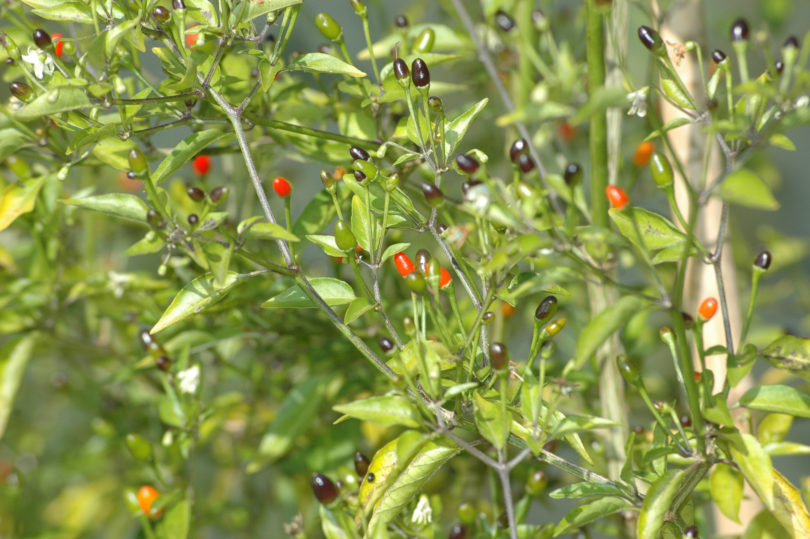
xmin=334 ymin=220 xmax=356 ymax=252
xmin=315 ymin=13 xmax=343 ymax=42
xmin=125 ymin=433 xmax=153 ymax=461
xmin=405 ymin=272 xmax=427 ymax=295
xmin=414 ymin=28 xmax=435 ymax=53
xmin=128 ymin=148 xmax=149 ymax=176
xmin=616 ymin=354 xmax=640 ymax=385
xmin=649 ymin=152 xmax=673 ymax=188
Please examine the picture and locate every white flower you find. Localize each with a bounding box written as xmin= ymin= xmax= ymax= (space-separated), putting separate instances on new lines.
xmin=627 ymin=87 xmax=649 ymax=118
xmin=177 ymin=365 xmax=200 ymax=394
xmin=22 ymin=47 xmax=54 ymax=80
xmin=411 ymin=495 xmax=432 ymax=525
xmin=465 ymin=182 xmax=491 ymax=213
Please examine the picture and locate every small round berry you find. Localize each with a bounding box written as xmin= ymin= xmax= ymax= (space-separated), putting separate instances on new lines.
xmin=379 ymin=337 xmax=394 ymax=353
xmin=526 ymin=469 xmax=548 ymax=496
xmin=421 ymin=183 xmax=444 ymax=207
xmin=509 ymin=138 xmax=527 ymax=163
xmin=730 ymin=18 xmax=749 ymax=42
xmin=311 ymin=473 xmax=338 ymax=504
xmin=192 ymin=155 xmax=211 ymax=177
xmin=411 ymin=58 xmax=430 ymax=88
xmin=490 ymin=342 xmax=508 ymax=370
xmin=605 ymin=185 xmax=629 ymax=210
xmin=698 ymin=297 xmax=718 ymax=320
xmin=775 ymin=61 xmax=785 ymax=75
xmin=349 ymin=145 xmax=369 ymax=161
xmin=457 ymin=502 xmax=476 ymax=524
xmin=633 ymin=141 xmax=655 ymax=167
xmin=187 ymin=187 xmax=205 ymax=202
xmin=353 ymin=170 xmax=366 ymax=182
xmin=187 ymin=213 xmax=199 ymax=226
xmin=517 ymin=153 xmax=535 ymax=173
xmin=137 ymin=485 xmax=162 ymax=517
xmin=711 ymin=49 xmax=727 ymax=64
xmin=354 ymin=452 xmax=370 ymax=477
xmin=754 ymin=250 xmax=771 ymax=270
xmin=455 ymin=154 xmax=479 ymax=174
xmin=680 ymin=414 xmax=692 ymax=427
xmin=273 ymin=176 xmax=292 ymax=197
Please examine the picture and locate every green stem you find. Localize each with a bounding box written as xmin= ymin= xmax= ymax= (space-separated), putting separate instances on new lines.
xmin=586 ymin=0 xmax=609 ymax=228
xmin=738 ymin=270 xmax=763 ymax=348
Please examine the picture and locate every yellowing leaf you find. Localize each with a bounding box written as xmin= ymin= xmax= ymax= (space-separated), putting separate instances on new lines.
xmin=0 ymin=176 xmax=46 ymax=231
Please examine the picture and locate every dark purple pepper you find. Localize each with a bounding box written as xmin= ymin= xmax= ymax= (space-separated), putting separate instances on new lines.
xmin=156 ymin=356 xmax=171 ymax=371
xmin=490 ymin=342 xmax=508 ymax=370
xmin=33 ymin=29 xmax=52 ymax=49
xmin=366 ymin=472 xmax=375 ymax=482
xmin=449 ymin=524 xmax=468 ymax=539
xmin=350 ymin=145 xmax=369 ymax=161
xmin=461 ymin=179 xmax=482 ymax=195
xmin=730 ymin=18 xmax=749 ymax=42
xmin=509 ymin=138 xmax=527 ymax=163
xmin=637 ymin=25 xmax=663 ymax=52
xmin=393 ymin=58 xmax=409 ymax=81
xmin=784 ymin=35 xmax=799 ymax=49
xmin=187 ymin=187 xmax=205 ymax=202
xmin=535 ymin=295 xmax=558 ymax=321
xmin=354 ymin=452 xmax=370 ymax=476
xmin=354 ymin=170 xmax=366 ymax=182
xmin=146 ymin=209 xmax=161 ymax=226
xmin=680 ymin=414 xmax=692 ymax=427
xmin=455 ymin=154 xmax=479 ymax=175
xmin=415 ymin=249 xmax=430 ymax=270
xmin=754 ymin=250 xmax=771 ymax=270
xmin=394 ymin=14 xmax=408 ymax=28
xmin=681 ymin=312 xmax=694 ymax=330
xmin=564 ymin=163 xmax=582 ymax=186
xmin=172 ymin=0 xmax=185 ymax=9
xmin=411 ymin=58 xmax=430 ymax=88
xmin=379 ymin=337 xmax=394 ymax=353
xmin=775 ymin=61 xmax=784 ymax=75
xmin=311 ymin=473 xmax=338 ymax=504
xmin=10 ymin=81 xmax=32 ymax=100
xmin=482 ymin=311 xmax=494 ymax=324
xmin=711 ymin=49 xmax=727 ymax=64
xmin=495 ymin=10 xmax=515 ymax=32
xmin=187 ymin=213 xmax=199 ymax=225
xmin=436 ymin=223 xmax=447 ymax=234
xmin=684 ymin=525 xmax=699 ymax=538
xmin=209 ymin=186 xmax=228 ymax=203
xmin=517 ymin=153 xmax=535 ymax=173
xmin=421 ymin=183 xmax=444 ymax=207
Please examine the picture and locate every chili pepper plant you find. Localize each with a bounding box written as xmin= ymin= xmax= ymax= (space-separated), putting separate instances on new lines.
xmin=1 ymin=0 xmax=810 ymax=537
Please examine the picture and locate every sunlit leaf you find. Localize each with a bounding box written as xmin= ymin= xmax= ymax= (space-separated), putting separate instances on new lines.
xmin=717 ymin=169 xmax=779 ymax=210
xmin=333 ymin=394 xmax=421 ymax=428
xmin=0 ymin=334 xmax=36 ymax=440
xmin=62 ymin=193 xmax=149 ymax=224
xmin=262 ymin=278 xmax=356 ymax=309
xmin=0 ymin=176 xmax=46 ymax=231
xmin=151 ymin=129 xmax=230 ymax=184
xmin=151 ymin=272 xmax=241 ymax=333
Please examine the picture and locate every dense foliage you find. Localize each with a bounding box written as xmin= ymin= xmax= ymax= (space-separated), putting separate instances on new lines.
xmin=1 ymin=0 xmax=810 ymax=537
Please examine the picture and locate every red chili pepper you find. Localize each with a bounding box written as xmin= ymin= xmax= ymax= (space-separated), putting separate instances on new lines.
xmin=439 ymin=267 xmax=452 ymax=289
xmin=633 ymin=141 xmax=654 ymax=167
xmin=558 ymin=121 xmax=577 ymax=142
xmin=192 ymin=155 xmax=211 ymax=176
xmin=273 ymin=176 xmax=292 ymax=197
xmin=137 ymin=485 xmax=162 ymax=518
xmin=394 ymin=252 xmax=414 ymax=277
xmin=698 ymin=297 xmax=718 ymax=320
xmin=605 ymin=185 xmax=629 ymax=210
xmin=51 ymin=33 xmax=64 ymax=58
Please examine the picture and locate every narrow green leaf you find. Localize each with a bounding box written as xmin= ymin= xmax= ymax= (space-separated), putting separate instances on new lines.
xmin=350 ymin=195 xmax=376 ymax=252
xmin=739 ymin=385 xmax=810 ymax=418
xmin=293 ymin=191 xmax=336 ymax=237
xmin=575 ymin=295 xmax=646 ymax=368
xmin=643 ymin=117 xmax=691 ymax=142
xmin=380 ymin=243 xmax=411 ymax=264
xmin=343 ymin=297 xmax=374 ymax=324
xmin=243 ymin=0 xmax=301 ymax=22
xmin=759 ymin=335 xmax=810 ymax=380
xmin=62 ymin=193 xmax=148 ymax=223
xmin=15 ymin=87 xmax=91 ymax=120
xmin=247 ymin=222 xmax=300 ymax=242
xmin=0 ymin=334 xmax=37 ymax=440
xmin=0 ymin=129 xmax=29 ymax=162
xmin=444 ymin=98 xmax=488 ymax=157
xmin=717 ymin=169 xmax=779 ymax=210
xmin=551 ymin=414 xmax=619 ymax=437
xmin=157 ymin=499 xmax=190 ymax=539
xmin=319 ymin=505 xmax=358 ymax=539
xmin=473 ymin=393 xmax=508 ymax=451
xmin=609 ymin=207 xmax=686 ymax=251
xmin=555 ymin=497 xmax=630 ymax=537
xmin=307 ymin=235 xmax=344 ymax=257
xmin=151 ymin=129 xmax=230 ymax=184
xmin=729 ymin=433 xmax=775 ymax=510
xmin=758 ymin=414 xmax=793 ymax=445
xmin=151 ymin=272 xmax=241 ymax=334
xmin=710 ymin=463 xmax=743 ymax=523
xmin=247 ymin=376 xmax=329 ymax=472
xmin=334 ymin=394 xmax=421 ymax=428
xmin=549 ymin=482 xmax=626 ymax=500
xmin=637 ymin=468 xmax=688 ymax=539
xmin=0 ymin=176 xmax=46 ymax=231
xmin=288 ymin=52 xmax=366 ymax=78
xmin=742 ymin=510 xmax=790 ymax=539
xmin=262 ymin=278 xmax=355 ymax=309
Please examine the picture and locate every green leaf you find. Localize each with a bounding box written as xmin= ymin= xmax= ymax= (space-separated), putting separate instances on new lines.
xmin=242 ymin=0 xmax=301 ymax=22
xmin=0 ymin=334 xmax=36 ymax=440
xmin=643 ymin=117 xmax=691 ymax=142
xmin=62 ymin=193 xmax=148 ymax=223
xmin=575 ymin=295 xmax=646 ymax=368
xmin=380 ymin=243 xmax=411 ymax=264
xmin=307 ymin=235 xmax=344 ymax=258
xmin=0 ymin=176 xmax=46 ymax=231
xmin=293 ymin=191 xmax=336 ymax=237
xmin=637 ymin=468 xmax=689 ymax=539
xmin=710 ymin=463 xmax=743 ymax=523
xmin=769 ymin=133 xmax=796 ymax=151
xmin=570 ymin=87 xmax=628 ymax=125
xmin=742 ymin=510 xmax=790 ymax=539
xmin=0 ymin=129 xmax=29 ymax=162
xmin=246 ymin=222 xmax=300 ymax=242
xmin=334 ymin=395 xmax=421 ymax=428
xmin=660 ymin=76 xmax=692 ymax=109
xmin=444 ymin=98 xmax=488 ymax=158
xmin=728 ymin=432 xmax=774 ymax=510
xmin=151 ymin=129 xmax=230 ymax=184
xmin=247 ymin=376 xmax=329 ymax=472
xmin=758 ymin=414 xmax=793 ymax=445
xmin=554 ymin=497 xmax=630 ymax=537
xmin=288 ymin=52 xmax=366 ymax=78
xmin=739 ymin=385 xmax=810 ymax=418
xmin=15 ymin=87 xmax=91 ymax=120
xmin=551 ymin=414 xmax=619 ymax=437
xmin=717 ymin=169 xmax=779 ymax=210
xmin=125 ymin=232 xmax=164 ymax=256
xmin=350 ymin=195 xmax=376 ymax=252
xmin=157 ymin=499 xmax=190 ymax=539
xmin=549 ymin=482 xmax=626 ymax=500
xmin=343 ymin=297 xmax=374 ymax=324
xmin=319 ymin=505 xmax=358 ymax=539
xmin=262 ymin=278 xmax=356 ymax=309
xmin=609 ymin=207 xmax=687 ymax=251
xmin=760 ymin=335 xmax=810 ymax=380
xmin=473 ymin=393 xmax=508 ymax=451
xmin=151 ymin=272 xmax=241 ymax=334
